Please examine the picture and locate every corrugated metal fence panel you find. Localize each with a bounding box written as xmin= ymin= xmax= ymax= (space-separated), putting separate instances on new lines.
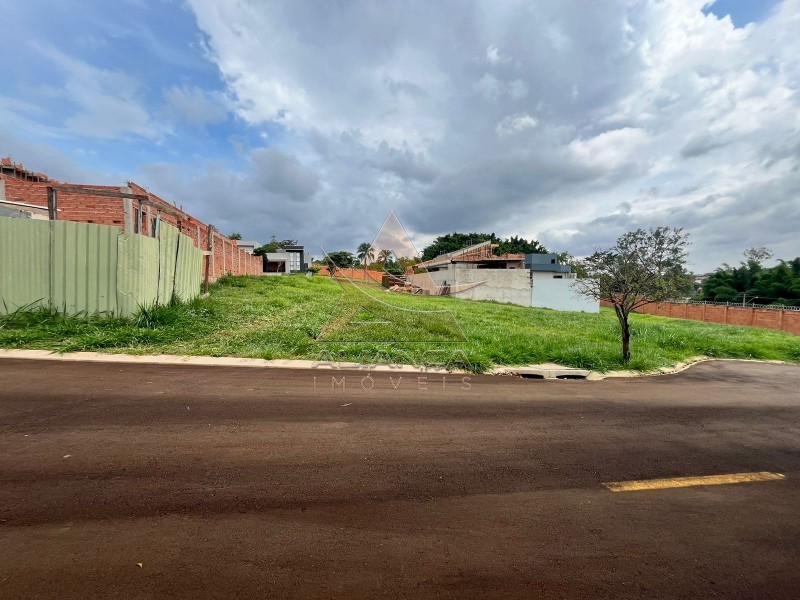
xmin=157 ymin=223 xmax=179 ymax=304
xmin=50 ymin=221 xmax=119 ymax=315
xmin=117 ymin=233 xmax=160 ymax=317
xmin=0 ymin=216 xmax=50 ymax=314
xmin=174 ymin=234 xmax=203 ymax=302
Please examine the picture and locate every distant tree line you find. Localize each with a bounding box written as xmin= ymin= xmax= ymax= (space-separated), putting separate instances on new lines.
xmin=323 ymin=247 xmax=419 ymax=277
xmin=702 ymin=248 xmax=800 ymax=306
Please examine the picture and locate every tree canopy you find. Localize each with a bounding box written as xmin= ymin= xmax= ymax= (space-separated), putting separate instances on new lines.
xmin=356 ymin=243 xmax=375 ymax=266
xmin=421 ymin=233 xmax=547 ymax=261
xmin=575 ymin=227 xmax=691 ymax=363
xmin=325 ymin=251 xmax=355 ymax=268
xmin=702 ymin=250 xmax=800 ymax=306
xmin=253 ymin=237 xmax=299 ymax=256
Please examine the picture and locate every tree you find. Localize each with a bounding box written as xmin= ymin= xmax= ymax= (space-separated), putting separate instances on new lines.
xmin=743 ymin=246 xmax=773 ymax=266
xmin=228 ymin=232 xmax=242 ymax=240
xmin=496 ymin=235 xmax=548 ymax=255
xmin=421 ymin=233 xmax=495 ymax=261
xmin=701 ymin=250 xmax=800 ymax=306
xmin=421 ymin=232 xmax=547 ymax=261
xmin=377 ymin=249 xmax=392 ymax=264
xmin=556 ymin=251 xmax=588 ymax=278
xmin=325 ymin=251 xmax=355 ymax=269
xmin=575 ymin=227 xmax=691 ymax=363
xmin=357 ymin=243 xmax=375 ymax=268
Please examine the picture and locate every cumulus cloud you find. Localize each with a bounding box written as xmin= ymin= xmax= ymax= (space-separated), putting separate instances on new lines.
xmin=168 ymin=0 xmax=800 ymax=268
xmin=4 ymin=0 xmax=799 ymax=271
xmin=567 ymin=128 xmax=649 ymax=171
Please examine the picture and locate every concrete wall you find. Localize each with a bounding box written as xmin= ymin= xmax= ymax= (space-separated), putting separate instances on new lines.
xmin=531 ymin=278 xmax=599 ymax=313
xmin=427 ymin=266 xmax=533 ymax=306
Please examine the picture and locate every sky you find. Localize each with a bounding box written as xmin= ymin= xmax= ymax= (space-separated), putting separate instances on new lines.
xmin=1 ymin=0 xmax=797 ymax=272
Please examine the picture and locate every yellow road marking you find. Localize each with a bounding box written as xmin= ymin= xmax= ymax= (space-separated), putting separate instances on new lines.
xmin=603 ymin=471 xmax=785 ymax=492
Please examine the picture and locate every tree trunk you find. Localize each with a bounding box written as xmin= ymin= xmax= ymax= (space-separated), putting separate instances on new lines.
xmin=621 ymin=315 xmax=631 ymax=363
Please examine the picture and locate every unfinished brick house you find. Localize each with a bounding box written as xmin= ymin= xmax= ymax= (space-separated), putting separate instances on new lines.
xmin=0 ymin=157 xmax=261 ymax=281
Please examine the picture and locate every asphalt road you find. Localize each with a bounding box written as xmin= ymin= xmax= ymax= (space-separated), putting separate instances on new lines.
xmin=1 ymin=358 xmax=799 ymax=599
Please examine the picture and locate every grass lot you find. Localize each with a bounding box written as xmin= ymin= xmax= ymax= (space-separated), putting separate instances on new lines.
xmin=1 ymin=275 xmax=798 ymax=373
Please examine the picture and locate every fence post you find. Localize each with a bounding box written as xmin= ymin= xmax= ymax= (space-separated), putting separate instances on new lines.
xmin=204 ymin=226 xmax=213 ymax=294
xmin=47 ymin=187 xmax=58 ymax=221
xmin=122 ymin=198 xmax=134 ymax=234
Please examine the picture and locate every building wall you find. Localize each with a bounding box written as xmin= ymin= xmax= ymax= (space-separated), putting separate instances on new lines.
xmin=531 ymin=271 xmax=576 ymax=280
xmin=412 ymin=264 xmax=599 ymax=311
xmin=531 ymin=278 xmax=599 ymax=313
xmin=426 ymin=266 xmax=533 ymax=306
xmin=0 ymin=174 xmax=262 ymax=282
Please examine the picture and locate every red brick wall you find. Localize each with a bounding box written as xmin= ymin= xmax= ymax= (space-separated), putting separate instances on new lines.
xmin=0 ymin=175 xmax=263 ymax=282
xmin=317 ymin=266 xmax=384 ymax=282
xmin=601 ymin=299 xmax=799 ymax=335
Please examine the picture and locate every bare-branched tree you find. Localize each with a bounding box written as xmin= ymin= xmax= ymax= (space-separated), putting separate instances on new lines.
xmin=574 ymin=227 xmax=691 ymax=363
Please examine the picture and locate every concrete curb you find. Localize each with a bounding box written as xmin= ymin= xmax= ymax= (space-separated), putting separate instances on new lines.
xmin=0 ymin=349 xmax=468 ymax=375
xmin=586 ymin=356 xmax=793 ymax=380
xmin=0 ymin=349 xmax=791 ymax=380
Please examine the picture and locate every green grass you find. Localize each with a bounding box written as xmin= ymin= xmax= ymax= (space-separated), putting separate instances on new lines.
xmin=1 ymin=275 xmax=798 ymax=373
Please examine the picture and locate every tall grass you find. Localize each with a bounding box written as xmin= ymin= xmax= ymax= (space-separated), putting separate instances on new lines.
xmin=1 ymin=275 xmax=798 ymax=372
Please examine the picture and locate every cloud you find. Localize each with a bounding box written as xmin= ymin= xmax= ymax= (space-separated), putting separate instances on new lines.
xmin=473 ymin=74 xmax=529 ymax=101
xmin=485 ymin=44 xmax=511 ymax=65
xmin=34 ymin=44 xmax=168 ymax=140
xmin=680 ymin=130 xmax=728 ymax=158
xmin=0 ymin=129 xmax=113 ymax=182
xmin=163 ymin=85 xmax=228 ymax=128
xmin=170 ymin=0 xmax=800 ymax=267
xmin=3 ymin=0 xmax=799 ymax=271
xmin=496 ymin=113 xmax=538 ymax=137
xmin=250 ymin=147 xmax=319 ymax=202
xmin=566 ymin=128 xmax=649 ymax=171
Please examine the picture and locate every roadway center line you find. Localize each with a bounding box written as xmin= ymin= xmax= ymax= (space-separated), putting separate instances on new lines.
xmin=603 ymin=471 xmax=785 ymax=492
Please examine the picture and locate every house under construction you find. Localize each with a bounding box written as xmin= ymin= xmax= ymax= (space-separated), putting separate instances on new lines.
xmin=408 ymin=241 xmax=598 ymax=312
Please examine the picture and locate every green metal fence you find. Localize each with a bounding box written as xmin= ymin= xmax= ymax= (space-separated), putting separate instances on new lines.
xmin=0 ymin=216 xmax=202 ymax=317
